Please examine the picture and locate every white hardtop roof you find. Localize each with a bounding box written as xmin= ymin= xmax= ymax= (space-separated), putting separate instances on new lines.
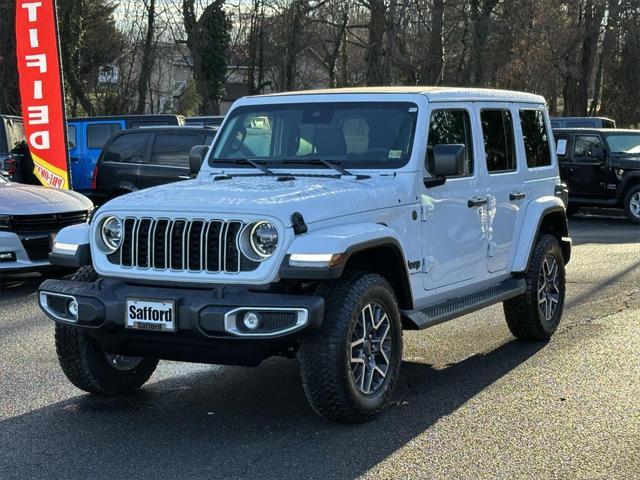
xmin=253 ymin=86 xmax=546 ymax=104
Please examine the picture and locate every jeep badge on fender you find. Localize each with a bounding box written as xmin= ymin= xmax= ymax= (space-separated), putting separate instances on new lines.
xmin=38 ymin=87 xmax=571 ymax=423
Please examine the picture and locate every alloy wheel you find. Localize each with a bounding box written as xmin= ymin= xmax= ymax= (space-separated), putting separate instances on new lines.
xmin=538 ymin=255 xmax=561 ymax=324
xmin=629 ymin=192 xmax=640 ymax=219
xmin=350 ymin=302 xmax=393 ymax=395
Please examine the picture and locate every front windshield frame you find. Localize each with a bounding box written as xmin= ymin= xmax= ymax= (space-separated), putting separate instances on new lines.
xmin=209 ymin=101 xmax=419 ymax=170
xmin=604 ymin=133 xmax=640 ymax=154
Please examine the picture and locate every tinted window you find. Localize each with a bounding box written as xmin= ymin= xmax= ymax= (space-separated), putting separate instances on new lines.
xmin=150 ymin=134 xmax=200 ymax=167
xmin=4 ymin=119 xmax=25 ymax=152
xmin=573 ymin=135 xmax=603 ymax=158
xmin=67 ymin=125 xmax=77 ymax=149
xmin=519 ymin=110 xmax=552 ymax=168
xmin=427 ymin=109 xmax=474 ymax=176
xmin=87 ymin=123 xmax=122 ymax=149
xmin=481 ymin=109 xmax=516 ymax=172
xmin=103 ymin=133 xmax=148 ymax=163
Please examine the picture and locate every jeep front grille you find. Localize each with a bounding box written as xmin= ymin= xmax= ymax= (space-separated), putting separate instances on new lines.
xmin=109 ymin=218 xmax=259 ymax=273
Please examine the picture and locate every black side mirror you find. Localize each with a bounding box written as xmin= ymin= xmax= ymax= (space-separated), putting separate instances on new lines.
xmin=424 ymin=144 xmax=466 ymax=188
xmin=189 ymin=145 xmax=209 ymax=176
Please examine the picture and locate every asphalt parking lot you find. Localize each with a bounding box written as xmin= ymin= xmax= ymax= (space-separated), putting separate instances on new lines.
xmin=0 ymin=214 xmax=638 ymax=480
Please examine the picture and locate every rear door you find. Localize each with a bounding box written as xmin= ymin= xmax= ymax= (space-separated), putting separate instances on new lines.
xmin=136 ymin=132 xmax=200 ymax=189
xmin=476 ymin=103 xmax=524 ymax=273
xmin=567 ymin=134 xmax=608 ymax=197
xmin=67 ymin=123 xmax=82 ymax=188
xmin=81 ymin=121 xmax=124 ymax=191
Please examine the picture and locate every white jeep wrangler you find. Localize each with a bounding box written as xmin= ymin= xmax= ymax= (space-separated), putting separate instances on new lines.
xmin=39 ymin=87 xmax=571 ymax=423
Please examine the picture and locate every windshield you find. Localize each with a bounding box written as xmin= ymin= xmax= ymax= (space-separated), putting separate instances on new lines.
xmin=605 ymin=134 xmax=640 ymax=154
xmin=210 ymin=102 xmax=418 ymax=169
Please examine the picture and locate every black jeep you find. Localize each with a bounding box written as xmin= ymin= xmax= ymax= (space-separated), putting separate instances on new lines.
xmin=554 ymin=128 xmax=640 ymax=224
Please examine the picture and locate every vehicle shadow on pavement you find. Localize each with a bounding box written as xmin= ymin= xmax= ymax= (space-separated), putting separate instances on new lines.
xmin=0 ymin=339 xmax=545 ymax=480
xmin=570 ymin=215 xmax=639 ymax=245
xmin=0 ymin=273 xmax=43 ymax=302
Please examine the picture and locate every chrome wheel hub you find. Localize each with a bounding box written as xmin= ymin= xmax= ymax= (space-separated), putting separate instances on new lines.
xmin=105 ymin=353 xmax=144 ymax=371
xmin=350 ymin=302 xmax=392 ymax=395
xmin=538 ymin=255 xmax=561 ymax=324
xmin=630 ymin=192 xmax=640 ymax=218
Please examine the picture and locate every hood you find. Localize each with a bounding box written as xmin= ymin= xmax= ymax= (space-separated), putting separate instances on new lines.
xmin=103 ymin=174 xmax=412 ymax=224
xmin=0 ymin=182 xmax=93 ymax=215
xmin=610 ymin=154 xmax=640 ymax=170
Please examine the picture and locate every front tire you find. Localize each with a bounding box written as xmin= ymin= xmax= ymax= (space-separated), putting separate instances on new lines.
xmin=54 ymin=265 xmax=158 ymax=395
xmin=299 ymin=272 xmax=403 ymax=423
xmin=623 ymin=185 xmax=640 ymax=225
xmin=503 ymin=234 xmax=566 ymax=340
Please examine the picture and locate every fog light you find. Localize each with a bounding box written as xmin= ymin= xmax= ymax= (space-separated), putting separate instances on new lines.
xmin=0 ymin=251 xmax=16 ymax=262
xmin=243 ymin=312 xmax=260 ymax=330
xmin=67 ymin=298 xmax=78 ymax=319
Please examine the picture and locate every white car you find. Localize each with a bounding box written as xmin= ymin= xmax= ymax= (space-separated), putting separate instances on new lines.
xmin=39 ymin=87 xmax=571 ymax=423
xmin=0 ymin=172 xmax=93 ymax=273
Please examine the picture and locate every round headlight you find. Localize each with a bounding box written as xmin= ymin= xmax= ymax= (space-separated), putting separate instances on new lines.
xmin=100 ymin=216 xmax=123 ymax=252
xmin=250 ymin=221 xmax=278 ymax=258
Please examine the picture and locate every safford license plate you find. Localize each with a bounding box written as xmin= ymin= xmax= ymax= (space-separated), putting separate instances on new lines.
xmin=125 ymin=299 xmax=176 ymax=332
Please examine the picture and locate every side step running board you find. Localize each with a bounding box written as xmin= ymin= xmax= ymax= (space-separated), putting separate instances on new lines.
xmin=401 ymin=277 xmax=526 ymax=330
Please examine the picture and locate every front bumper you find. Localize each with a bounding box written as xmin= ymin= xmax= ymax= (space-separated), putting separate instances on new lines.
xmin=0 ymin=231 xmax=52 ymax=271
xmin=38 ymin=278 xmax=324 ymax=366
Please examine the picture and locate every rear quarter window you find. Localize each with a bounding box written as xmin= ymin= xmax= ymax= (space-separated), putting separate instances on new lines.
xmin=103 ymin=133 xmax=149 ymax=163
xmin=519 ymin=110 xmax=552 ymax=168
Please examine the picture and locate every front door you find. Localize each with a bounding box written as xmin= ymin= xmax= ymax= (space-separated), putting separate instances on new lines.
xmin=567 ymin=134 xmax=609 ymax=198
xmin=476 ymin=104 xmax=524 ymax=273
xmin=136 ymin=132 xmax=200 ymax=190
xmin=421 ymin=104 xmax=487 ymax=291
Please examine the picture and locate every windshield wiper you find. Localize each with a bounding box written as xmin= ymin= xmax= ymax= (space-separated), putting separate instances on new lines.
xmin=282 ymin=158 xmax=369 ymax=179
xmin=213 ymin=158 xmax=275 ymax=176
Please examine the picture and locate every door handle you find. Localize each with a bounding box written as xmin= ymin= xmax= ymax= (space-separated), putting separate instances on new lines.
xmin=509 ymin=192 xmax=526 ymax=201
xmin=467 ymin=196 xmax=487 ymax=208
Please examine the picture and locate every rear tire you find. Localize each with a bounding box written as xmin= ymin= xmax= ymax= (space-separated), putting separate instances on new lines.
xmin=54 ymin=265 xmax=158 ymax=395
xmin=299 ymin=272 xmax=403 ymax=423
xmin=503 ymin=234 xmax=566 ymax=340
xmin=623 ymin=185 xmax=640 ymax=225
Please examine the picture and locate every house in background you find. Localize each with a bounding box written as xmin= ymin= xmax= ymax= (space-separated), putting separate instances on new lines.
xmin=98 ymin=42 xmax=332 ymax=116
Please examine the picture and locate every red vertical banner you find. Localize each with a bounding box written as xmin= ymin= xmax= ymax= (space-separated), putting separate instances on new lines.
xmin=15 ymin=0 xmax=69 ymax=189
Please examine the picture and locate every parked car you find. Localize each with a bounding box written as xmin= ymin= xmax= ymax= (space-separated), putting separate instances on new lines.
xmin=0 ymin=171 xmax=93 ymax=274
xmin=185 ymin=116 xmax=224 ymax=129
xmin=0 ymin=115 xmax=30 ymax=183
xmin=67 ymin=115 xmax=185 ymax=193
xmin=554 ymin=128 xmax=640 ymax=223
xmin=550 ymin=116 xmax=616 ymax=129
xmin=92 ymin=126 xmax=216 ymax=202
xmin=39 ymin=87 xmax=570 ymax=423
